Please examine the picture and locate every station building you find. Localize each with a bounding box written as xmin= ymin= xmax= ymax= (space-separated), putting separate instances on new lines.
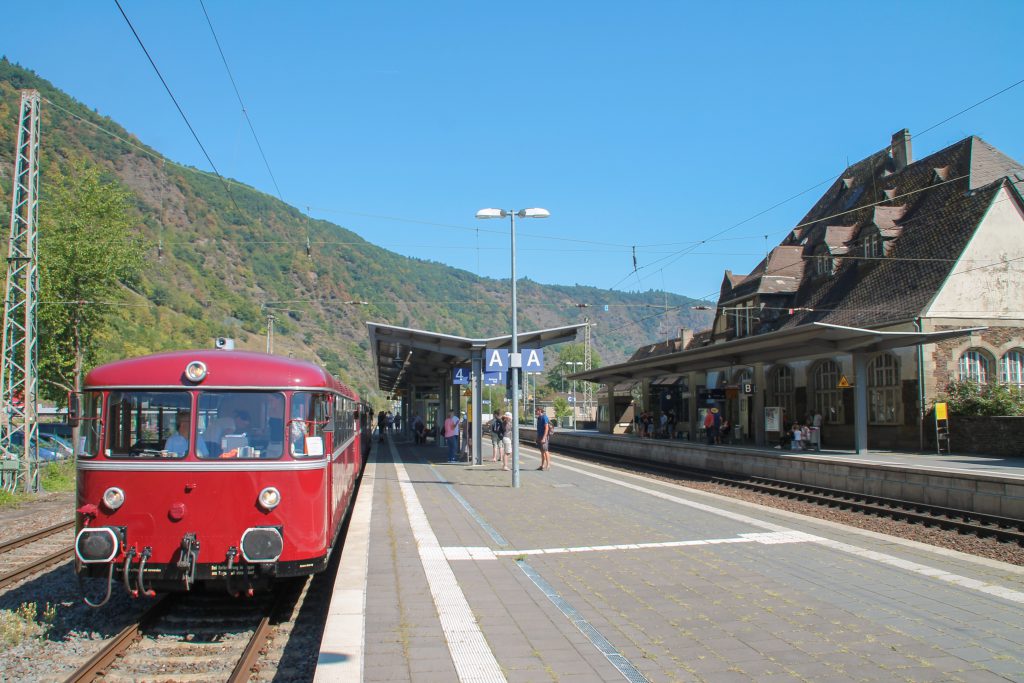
xmin=574 ymin=131 xmax=1024 ymax=452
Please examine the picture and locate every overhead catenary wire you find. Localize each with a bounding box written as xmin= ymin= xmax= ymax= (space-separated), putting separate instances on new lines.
xmin=606 ymin=74 xmax=1024 ymax=293
xmin=33 ymin=44 xmax=1024 ymax=319
xmin=113 ymin=0 xmax=243 ymax=216
xmin=197 ymin=0 xmax=286 ymax=205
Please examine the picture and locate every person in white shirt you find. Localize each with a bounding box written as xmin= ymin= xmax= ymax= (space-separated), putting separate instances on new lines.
xmin=164 ymin=413 xmax=208 ymax=456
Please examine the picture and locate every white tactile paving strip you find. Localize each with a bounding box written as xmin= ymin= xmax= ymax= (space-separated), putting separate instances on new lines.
xmin=389 ymin=441 xmax=507 ymax=682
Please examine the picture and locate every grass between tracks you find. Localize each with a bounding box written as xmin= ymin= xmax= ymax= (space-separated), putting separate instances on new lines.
xmin=0 ymin=458 xmax=75 ymax=508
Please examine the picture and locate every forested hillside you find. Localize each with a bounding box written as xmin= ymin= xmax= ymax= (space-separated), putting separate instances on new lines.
xmin=0 ymin=60 xmax=711 ymax=404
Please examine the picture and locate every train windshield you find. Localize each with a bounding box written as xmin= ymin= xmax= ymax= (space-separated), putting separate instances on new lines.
xmin=196 ymin=392 xmax=285 ymax=459
xmin=107 ymin=391 xmax=193 ymax=458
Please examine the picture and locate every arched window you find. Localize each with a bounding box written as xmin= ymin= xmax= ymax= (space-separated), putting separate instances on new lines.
xmin=958 ymin=349 xmax=991 ymax=384
xmin=767 ymin=365 xmax=794 ymax=420
xmin=1001 ymin=350 xmax=1024 ymax=388
xmin=812 ymin=360 xmax=844 ymax=424
xmin=868 ymin=353 xmax=899 ymax=424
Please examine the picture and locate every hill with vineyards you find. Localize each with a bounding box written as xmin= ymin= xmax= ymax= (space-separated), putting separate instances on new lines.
xmin=0 ymin=59 xmax=711 ymax=403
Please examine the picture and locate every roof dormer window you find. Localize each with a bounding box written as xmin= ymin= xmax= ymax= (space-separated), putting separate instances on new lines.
xmin=814 ymin=254 xmax=834 ymax=276
xmin=863 ymin=232 xmax=883 ymax=259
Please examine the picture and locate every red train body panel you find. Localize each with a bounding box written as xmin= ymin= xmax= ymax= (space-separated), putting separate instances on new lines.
xmin=74 ymin=350 xmax=371 ymax=600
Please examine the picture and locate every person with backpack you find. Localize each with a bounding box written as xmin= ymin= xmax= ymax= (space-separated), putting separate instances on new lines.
xmin=488 ymin=410 xmax=502 ymax=462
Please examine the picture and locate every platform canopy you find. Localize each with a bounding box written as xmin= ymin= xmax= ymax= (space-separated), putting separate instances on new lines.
xmin=569 ymin=322 xmax=984 ymax=384
xmin=367 ymin=322 xmax=588 ymax=395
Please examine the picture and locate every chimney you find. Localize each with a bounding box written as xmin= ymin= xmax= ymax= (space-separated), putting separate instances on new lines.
xmin=891 ymin=129 xmax=912 ymax=171
xmin=678 ymin=328 xmax=693 ymax=350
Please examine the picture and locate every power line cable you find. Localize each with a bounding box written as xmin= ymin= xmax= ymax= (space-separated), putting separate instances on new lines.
xmin=113 ymin=0 xmax=243 ymax=215
xmin=197 ymin=0 xmax=285 ymax=205
xmin=607 ymin=74 xmax=1024 ymax=292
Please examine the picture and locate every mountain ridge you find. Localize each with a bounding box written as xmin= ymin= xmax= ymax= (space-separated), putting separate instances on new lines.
xmin=0 ymin=59 xmax=712 ymax=403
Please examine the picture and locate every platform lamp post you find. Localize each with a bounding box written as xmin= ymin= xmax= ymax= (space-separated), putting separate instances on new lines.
xmin=475 ymin=207 xmax=550 ymax=488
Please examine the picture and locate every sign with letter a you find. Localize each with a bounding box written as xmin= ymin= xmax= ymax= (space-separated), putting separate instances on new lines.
xmin=522 ymin=348 xmax=544 ymax=372
xmin=485 ymin=348 xmax=509 ymax=372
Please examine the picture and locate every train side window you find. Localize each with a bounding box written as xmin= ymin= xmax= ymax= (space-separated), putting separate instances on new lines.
xmin=77 ymin=391 xmax=103 ymax=458
xmin=290 ymin=392 xmax=330 ymax=457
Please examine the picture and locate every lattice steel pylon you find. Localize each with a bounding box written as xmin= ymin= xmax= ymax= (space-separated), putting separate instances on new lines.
xmin=0 ymin=90 xmax=42 ymax=493
xmin=582 ymin=317 xmax=593 ymax=420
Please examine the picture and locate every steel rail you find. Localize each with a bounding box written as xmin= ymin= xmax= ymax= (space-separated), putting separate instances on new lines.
xmin=227 ymin=593 xmax=284 ymax=682
xmin=553 ymin=443 xmax=1024 ymax=545
xmin=719 ymin=475 xmax=1024 ymax=544
xmin=0 ymin=519 xmax=75 ymax=555
xmin=64 ymin=596 xmax=171 ymax=683
xmin=0 ymin=545 xmax=74 ymax=591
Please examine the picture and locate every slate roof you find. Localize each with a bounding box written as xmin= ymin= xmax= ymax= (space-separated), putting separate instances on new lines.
xmin=716 ymin=135 xmax=1024 ymax=333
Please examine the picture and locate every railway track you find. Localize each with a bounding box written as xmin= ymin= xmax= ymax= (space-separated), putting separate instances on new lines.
xmin=0 ymin=519 xmax=75 ymax=591
xmin=65 ymin=583 xmax=296 ymax=683
xmin=555 ymin=444 xmax=1024 ymax=545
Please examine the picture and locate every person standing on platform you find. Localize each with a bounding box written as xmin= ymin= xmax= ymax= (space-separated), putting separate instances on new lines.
xmin=535 ymin=407 xmax=552 ymax=470
xmin=443 ymin=411 xmax=460 ymax=463
xmin=488 ymin=410 xmax=502 ymax=462
xmin=377 ymin=410 xmax=387 ymax=443
xmin=412 ymin=413 xmax=425 ymax=444
xmin=499 ymin=412 xmax=512 ymax=471
xmin=812 ymin=410 xmax=823 ymax=451
xmin=704 ymin=409 xmax=715 ymax=444
xmin=791 ymin=422 xmax=802 ymax=450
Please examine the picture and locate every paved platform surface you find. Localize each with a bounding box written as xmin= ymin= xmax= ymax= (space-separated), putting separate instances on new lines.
xmin=317 ymin=436 xmax=1024 ymax=682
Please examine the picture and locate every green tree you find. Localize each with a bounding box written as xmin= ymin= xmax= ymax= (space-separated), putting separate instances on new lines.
xmin=38 ymin=159 xmax=143 ymax=400
xmin=545 ymin=343 xmax=602 ymax=395
xmin=552 ymin=396 xmax=571 ymax=422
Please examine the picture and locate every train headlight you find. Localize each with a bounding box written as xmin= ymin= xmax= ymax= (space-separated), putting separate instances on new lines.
xmin=101 ymin=487 xmax=125 ymax=512
xmin=258 ymin=487 xmax=281 ymax=512
xmin=184 ymin=360 xmax=208 ymax=382
xmin=75 ymin=527 xmax=120 ymax=563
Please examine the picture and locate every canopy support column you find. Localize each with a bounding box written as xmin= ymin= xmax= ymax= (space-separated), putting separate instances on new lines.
xmin=853 ymin=352 xmax=869 ymax=454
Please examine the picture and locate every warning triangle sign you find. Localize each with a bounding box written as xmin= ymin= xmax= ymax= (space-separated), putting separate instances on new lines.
xmin=837 ymin=375 xmax=852 ymax=388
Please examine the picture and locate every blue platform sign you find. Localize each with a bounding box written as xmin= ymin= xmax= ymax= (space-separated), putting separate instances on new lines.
xmin=522 ymin=348 xmax=544 ymax=372
xmin=485 ymin=348 xmax=509 ymax=372
xmin=483 ymin=371 xmax=504 ymax=386
xmin=453 ymin=367 xmax=470 ymax=385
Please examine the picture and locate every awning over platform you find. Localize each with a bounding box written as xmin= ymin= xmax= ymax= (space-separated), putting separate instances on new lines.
xmin=571 ymin=322 xmax=985 ymax=385
xmin=367 ymin=322 xmax=588 ymax=394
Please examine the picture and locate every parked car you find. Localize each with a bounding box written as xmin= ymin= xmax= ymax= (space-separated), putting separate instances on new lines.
xmin=38 ymin=422 xmax=73 ymax=440
xmin=8 ymin=430 xmax=60 ymax=461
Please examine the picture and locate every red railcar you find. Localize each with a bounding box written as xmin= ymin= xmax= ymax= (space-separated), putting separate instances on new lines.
xmin=73 ymin=350 xmax=371 ymax=604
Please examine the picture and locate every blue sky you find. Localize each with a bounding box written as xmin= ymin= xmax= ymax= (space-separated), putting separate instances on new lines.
xmin=3 ymin=1 xmax=1023 ymax=302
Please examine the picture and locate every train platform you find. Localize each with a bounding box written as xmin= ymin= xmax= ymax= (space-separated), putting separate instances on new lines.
xmin=561 ymin=428 xmax=1024 ymax=478
xmin=316 ymin=436 xmax=1024 ymax=682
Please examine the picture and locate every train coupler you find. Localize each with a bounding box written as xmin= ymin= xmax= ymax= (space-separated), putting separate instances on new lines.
xmin=176 ymin=533 xmax=200 ymax=591
xmin=225 ymin=546 xmax=240 ymax=597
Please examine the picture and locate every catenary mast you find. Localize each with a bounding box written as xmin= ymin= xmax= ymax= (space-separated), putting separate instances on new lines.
xmin=0 ymin=90 xmax=42 ymax=492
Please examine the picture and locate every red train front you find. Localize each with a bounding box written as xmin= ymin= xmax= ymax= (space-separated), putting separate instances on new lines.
xmin=73 ymin=349 xmax=370 ymax=604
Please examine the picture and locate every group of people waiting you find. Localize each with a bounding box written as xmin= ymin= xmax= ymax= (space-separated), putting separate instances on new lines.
xmin=634 ymin=410 xmax=680 ymax=439
xmin=375 ymin=410 xmax=399 ymax=442
xmin=702 ymin=407 xmax=731 ymax=445
xmin=781 ymin=412 xmax=822 ymax=451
